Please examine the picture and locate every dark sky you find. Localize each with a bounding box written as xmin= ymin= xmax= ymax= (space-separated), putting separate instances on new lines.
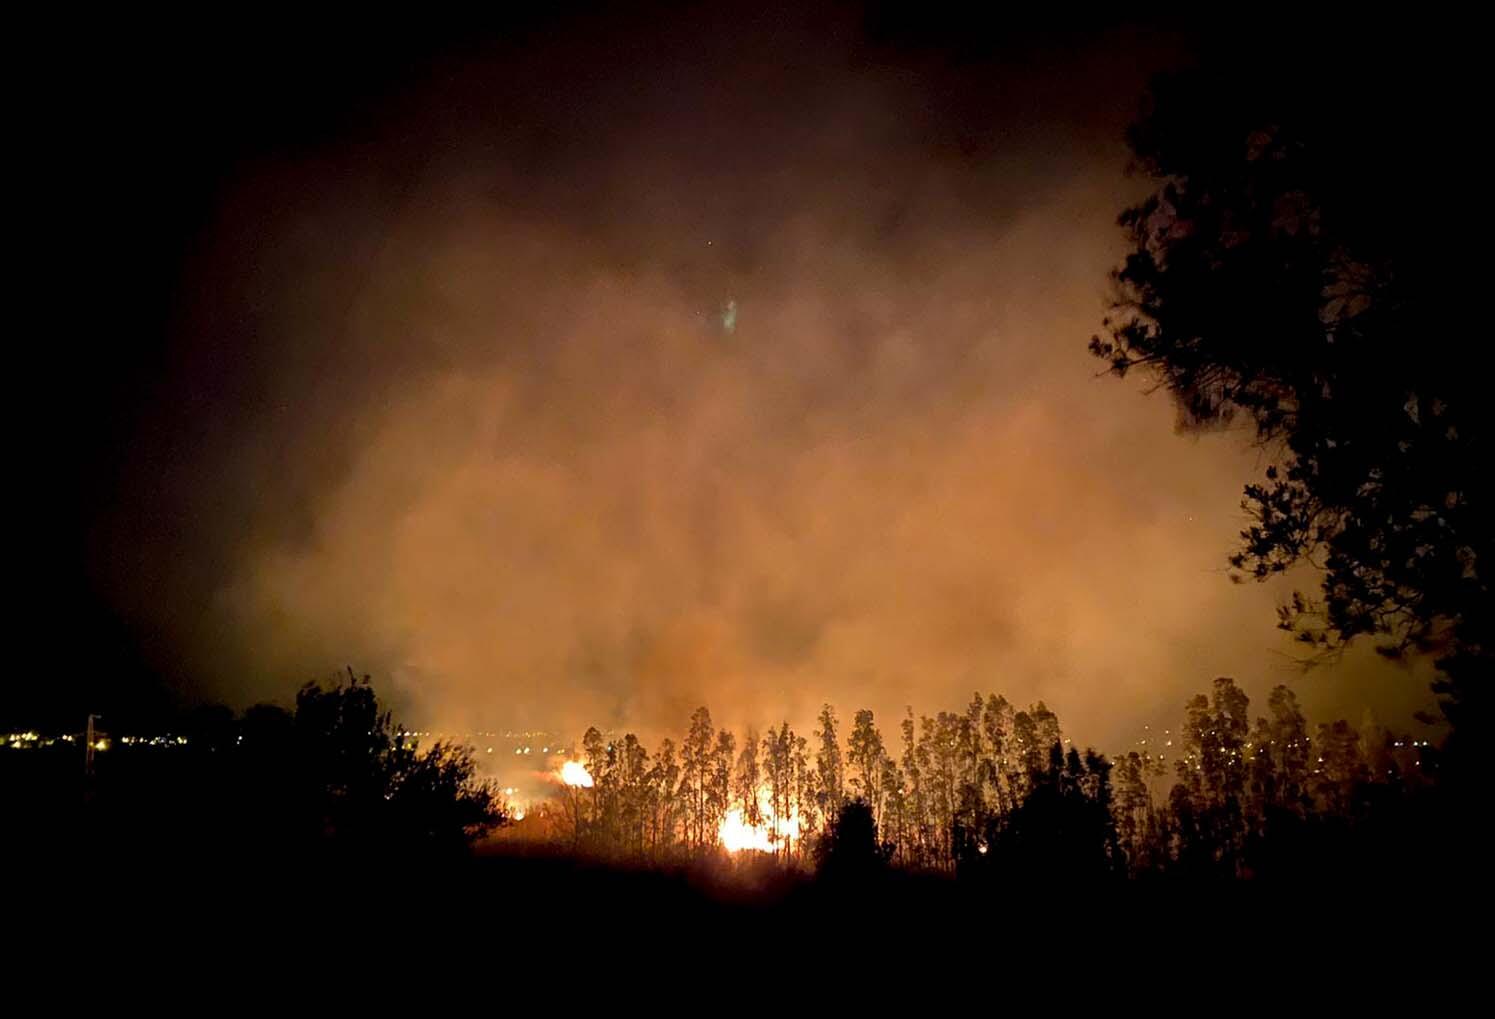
xmin=11 ymin=6 xmax=1440 ymax=745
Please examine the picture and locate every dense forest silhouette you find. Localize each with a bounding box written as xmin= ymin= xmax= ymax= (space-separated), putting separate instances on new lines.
xmin=8 ymin=672 xmax=1465 ymax=894
xmin=518 ymin=680 xmax=1463 ymax=885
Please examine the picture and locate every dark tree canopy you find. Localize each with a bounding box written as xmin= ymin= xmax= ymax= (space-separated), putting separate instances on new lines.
xmin=290 ymin=674 xmax=506 ymax=854
xmin=1092 ymin=39 xmax=1490 ymax=736
xmin=815 ymin=799 xmax=890 ymax=880
xmin=969 ymin=741 xmax=1121 ymax=882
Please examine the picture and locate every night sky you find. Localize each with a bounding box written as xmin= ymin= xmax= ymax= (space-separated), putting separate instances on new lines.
xmin=12 ymin=6 xmax=1438 ymax=744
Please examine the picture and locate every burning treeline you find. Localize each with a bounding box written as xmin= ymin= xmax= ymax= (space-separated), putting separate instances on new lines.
xmin=523 ymin=681 xmax=1438 ymax=877
xmin=536 ymin=703 xmax=971 ymax=867
xmin=539 ymin=697 xmax=1082 ymax=869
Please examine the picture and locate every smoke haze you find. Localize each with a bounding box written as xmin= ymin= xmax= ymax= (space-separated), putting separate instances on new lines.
xmin=79 ymin=8 xmax=1434 ymax=747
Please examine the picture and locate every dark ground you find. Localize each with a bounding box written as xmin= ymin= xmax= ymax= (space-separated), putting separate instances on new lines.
xmin=5 ymin=744 xmax=1486 ymax=981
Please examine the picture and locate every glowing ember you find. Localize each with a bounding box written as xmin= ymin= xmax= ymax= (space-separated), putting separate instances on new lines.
xmin=559 ymin=760 xmax=594 ymax=787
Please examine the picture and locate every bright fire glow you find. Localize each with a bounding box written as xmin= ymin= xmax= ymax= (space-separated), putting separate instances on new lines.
xmin=719 ymin=790 xmax=801 ymax=853
xmin=560 ymin=760 xmax=594 ymax=787
xmin=720 ymin=808 xmax=775 ymax=852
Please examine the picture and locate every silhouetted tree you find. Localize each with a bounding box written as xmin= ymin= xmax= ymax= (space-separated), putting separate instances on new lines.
xmin=681 ymin=706 xmax=714 ymax=851
xmin=1092 ymin=55 xmax=1492 ymax=744
xmin=899 ymin=707 xmax=928 ymax=867
xmin=1169 ymin=678 xmax=1251 ymax=875
xmin=709 ymin=728 xmax=736 ymax=845
xmin=847 ymin=708 xmax=887 ymax=828
xmin=918 ymin=712 xmax=959 ymax=867
xmin=571 ymin=725 xmax=608 ymax=848
xmin=790 ymin=730 xmax=815 ymax=863
xmin=762 ymin=722 xmax=797 ymax=858
xmin=879 ymin=755 xmax=909 ymax=866
xmin=618 ymin=733 xmax=650 ymax=856
xmin=979 ymin=694 xmax=1017 ymax=816
xmin=1310 ymin=719 xmax=1368 ymax=818
xmin=1114 ymin=750 xmax=1164 ymax=875
xmin=977 ymin=741 xmax=1120 ymax=882
xmin=814 ymin=704 xmax=844 ymax=827
xmin=290 ymin=672 xmax=504 ymax=855
xmin=816 ymin=799 xmax=888 ymax=881
xmin=646 ymin=737 xmax=680 ymax=857
xmin=733 ymin=728 xmax=762 ymax=828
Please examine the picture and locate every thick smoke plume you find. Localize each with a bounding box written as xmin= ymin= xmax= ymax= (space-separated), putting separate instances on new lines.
xmin=101 ymin=10 xmax=1432 ymax=746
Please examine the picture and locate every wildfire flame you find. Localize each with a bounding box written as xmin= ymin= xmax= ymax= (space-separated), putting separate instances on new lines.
xmin=552 ymin=763 xmax=796 ymax=852
xmin=719 ymin=789 xmax=801 ymax=853
xmin=559 ymin=760 xmax=594 ymax=788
